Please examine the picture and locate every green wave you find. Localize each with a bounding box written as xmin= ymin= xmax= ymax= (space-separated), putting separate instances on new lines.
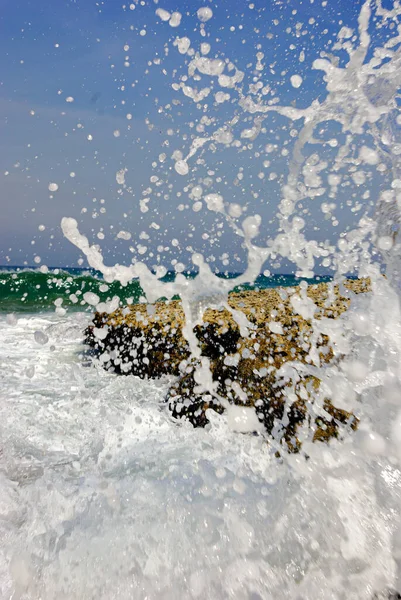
xmin=0 ymin=268 xmax=144 ymax=313
xmin=0 ymin=267 xmax=333 ymax=313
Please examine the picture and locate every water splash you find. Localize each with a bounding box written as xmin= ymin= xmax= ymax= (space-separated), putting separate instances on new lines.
xmin=62 ymin=0 xmax=401 ymax=404
xmin=3 ymin=0 xmax=401 ymax=597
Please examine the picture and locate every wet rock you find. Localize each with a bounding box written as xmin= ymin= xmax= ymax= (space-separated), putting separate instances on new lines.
xmin=85 ymin=279 xmax=369 ymax=451
xmin=166 ymin=357 xmax=358 ymax=452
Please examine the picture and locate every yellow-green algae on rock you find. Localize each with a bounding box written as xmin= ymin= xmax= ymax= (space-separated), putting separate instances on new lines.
xmin=85 ymin=279 xmax=369 ymax=452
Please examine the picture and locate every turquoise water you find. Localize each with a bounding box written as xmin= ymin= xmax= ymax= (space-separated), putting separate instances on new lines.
xmin=0 ymin=266 xmax=333 ymax=313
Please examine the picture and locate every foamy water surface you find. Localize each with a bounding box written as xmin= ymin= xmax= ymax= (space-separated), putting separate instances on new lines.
xmin=0 ymin=304 xmax=400 ymax=600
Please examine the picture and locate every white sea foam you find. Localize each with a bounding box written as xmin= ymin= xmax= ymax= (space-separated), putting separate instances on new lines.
xmin=0 ymin=310 xmax=399 ymax=599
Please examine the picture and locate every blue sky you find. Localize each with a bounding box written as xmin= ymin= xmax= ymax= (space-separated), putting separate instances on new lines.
xmin=0 ymin=0 xmax=394 ymax=272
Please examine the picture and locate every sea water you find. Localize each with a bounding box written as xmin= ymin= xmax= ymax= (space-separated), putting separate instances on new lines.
xmin=0 ymin=287 xmax=399 ymax=599
xmin=1 ymin=0 xmax=401 ymax=598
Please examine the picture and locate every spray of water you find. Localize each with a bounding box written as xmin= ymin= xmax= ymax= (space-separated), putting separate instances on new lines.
xmin=2 ymin=0 xmax=401 ymax=597
xmin=61 ymin=0 xmax=401 ymax=415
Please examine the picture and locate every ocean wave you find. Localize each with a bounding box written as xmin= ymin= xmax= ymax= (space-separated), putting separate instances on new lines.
xmin=0 ymin=268 xmax=143 ymax=313
xmin=0 ymin=267 xmax=333 ymax=313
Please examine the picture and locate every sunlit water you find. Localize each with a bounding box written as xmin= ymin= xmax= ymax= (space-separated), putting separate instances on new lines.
xmin=0 ymin=296 xmax=400 ymax=599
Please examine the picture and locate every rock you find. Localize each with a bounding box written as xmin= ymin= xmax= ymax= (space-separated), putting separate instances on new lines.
xmin=85 ymin=278 xmax=369 ymax=452
xmin=166 ymin=361 xmax=358 ymax=453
